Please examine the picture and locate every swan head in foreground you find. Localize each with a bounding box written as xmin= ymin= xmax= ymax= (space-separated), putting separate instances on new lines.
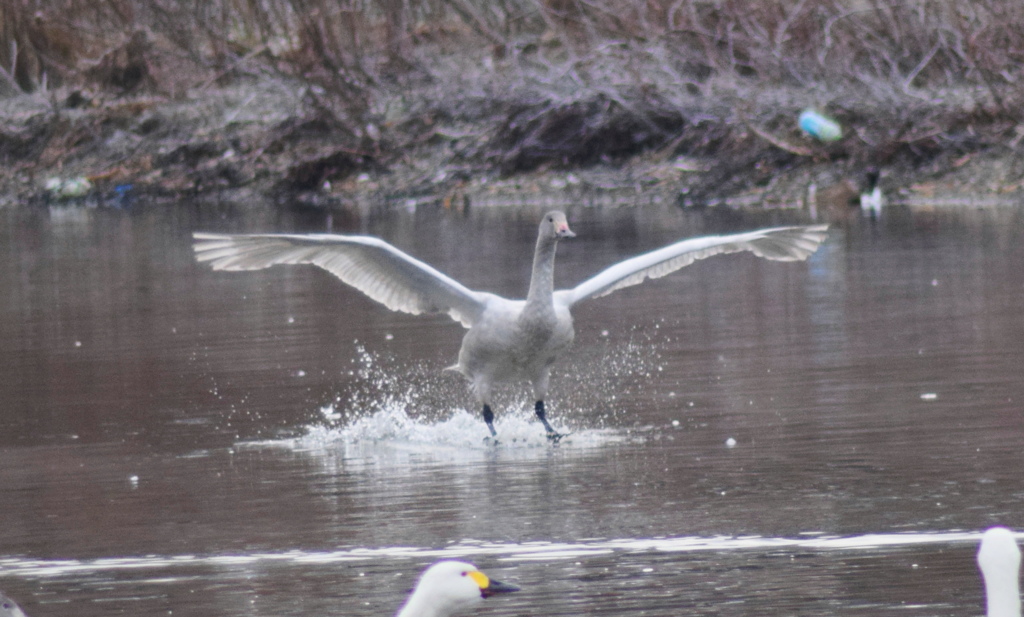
xmin=978 ymin=527 xmax=1022 ymax=617
xmin=193 ymin=212 xmax=828 ymax=439
xmin=0 ymin=592 xmax=28 ymax=617
xmin=396 ymin=560 xmax=519 ymax=617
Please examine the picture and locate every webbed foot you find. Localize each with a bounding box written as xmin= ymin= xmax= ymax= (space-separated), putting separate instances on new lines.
xmin=546 ymin=431 xmax=570 ymax=444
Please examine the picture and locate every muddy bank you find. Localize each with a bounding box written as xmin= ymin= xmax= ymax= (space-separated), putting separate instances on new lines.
xmin=2 ymin=36 xmax=1023 ymax=211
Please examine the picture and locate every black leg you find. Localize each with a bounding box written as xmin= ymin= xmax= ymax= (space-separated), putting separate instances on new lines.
xmin=534 ymin=400 xmax=556 ymax=434
xmin=482 ymin=404 xmax=497 ymax=437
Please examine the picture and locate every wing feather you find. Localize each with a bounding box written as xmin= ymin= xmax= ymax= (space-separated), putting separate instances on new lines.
xmin=193 ymin=233 xmax=486 ymax=327
xmin=556 ymin=225 xmax=829 ymax=306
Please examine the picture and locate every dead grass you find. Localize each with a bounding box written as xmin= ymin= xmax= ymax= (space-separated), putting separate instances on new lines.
xmin=1 ymin=0 xmax=1022 ymax=199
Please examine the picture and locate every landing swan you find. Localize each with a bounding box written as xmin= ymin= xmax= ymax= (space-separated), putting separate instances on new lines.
xmin=396 ymin=561 xmax=519 ymax=617
xmin=978 ymin=527 xmax=1022 ymax=617
xmin=194 ymin=212 xmax=828 ymax=438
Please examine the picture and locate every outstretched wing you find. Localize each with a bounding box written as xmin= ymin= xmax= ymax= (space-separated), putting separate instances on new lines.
xmin=556 ymin=225 xmax=829 ymax=307
xmin=193 ymin=233 xmax=488 ymax=327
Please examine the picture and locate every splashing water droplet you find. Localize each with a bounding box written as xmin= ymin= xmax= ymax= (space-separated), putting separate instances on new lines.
xmin=242 ymin=339 xmax=659 ymax=460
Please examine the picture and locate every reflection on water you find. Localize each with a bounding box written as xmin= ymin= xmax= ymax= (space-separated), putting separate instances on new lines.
xmin=1 ymin=201 xmax=1024 ymax=616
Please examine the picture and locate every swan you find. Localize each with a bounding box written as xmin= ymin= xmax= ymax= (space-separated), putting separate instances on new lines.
xmin=396 ymin=560 xmax=519 ymax=617
xmin=194 ymin=212 xmax=828 ymax=438
xmin=978 ymin=527 xmax=1022 ymax=617
xmin=0 ymin=592 xmax=27 ymax=617
xmin=859 ymin=167 xmax=883 ymax=218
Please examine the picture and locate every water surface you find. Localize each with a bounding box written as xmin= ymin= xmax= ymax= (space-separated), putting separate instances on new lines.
xmin=1 ymin=200 xmax=1023 ymax=616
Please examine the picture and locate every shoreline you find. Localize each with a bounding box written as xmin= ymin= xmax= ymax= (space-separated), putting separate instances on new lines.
xmin=3 ymin=61 xmax=1023 ymax=212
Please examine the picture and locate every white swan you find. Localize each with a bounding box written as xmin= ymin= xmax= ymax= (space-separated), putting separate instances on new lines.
xmin=194 ymin=212 xmax=828 ymax=438
xmin=396 ymin=560 xmax=519 ymax=617
xmin=0 ymin=592 xmax=27 ymax=617
xmin=859 ymin=168 xmax=883 ymax=218
xmin=978 ymin=527 xmax=1022 ymax=617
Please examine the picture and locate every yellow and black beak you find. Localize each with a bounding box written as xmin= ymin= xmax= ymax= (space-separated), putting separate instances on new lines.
xmin=468 ymin=570 xmax=520 ymax=598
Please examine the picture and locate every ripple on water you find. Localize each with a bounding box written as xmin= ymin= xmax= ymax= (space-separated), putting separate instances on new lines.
xmin=0 ymin=530 xmax=1015 ymax=579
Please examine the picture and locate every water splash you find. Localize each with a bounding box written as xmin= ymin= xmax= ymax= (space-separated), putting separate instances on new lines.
xmin=247 ymin=337 xmax=659 ymax=460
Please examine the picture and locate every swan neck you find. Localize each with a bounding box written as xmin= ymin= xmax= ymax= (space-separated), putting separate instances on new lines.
xmin=526 ymin=236 xmax=558 ymax=307
xmin=396 ymin=592 xmax=442 ymax=617
xmin=984 ymin=569 xmax=1022 ymax=617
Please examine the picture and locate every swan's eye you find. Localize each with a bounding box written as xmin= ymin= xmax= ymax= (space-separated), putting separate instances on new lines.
xmin=461 ymin=571 xmax=468 ymax=576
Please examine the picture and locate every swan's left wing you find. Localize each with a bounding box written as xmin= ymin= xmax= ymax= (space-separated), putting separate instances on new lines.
xmin=193 ymin=233 xmax=487 ymax=327
xmin=556 ymin=225 xmax=829 ymax=307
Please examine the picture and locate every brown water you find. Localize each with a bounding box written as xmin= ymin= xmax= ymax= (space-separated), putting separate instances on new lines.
xmin=1 ymin=200 xmax=1023 ymax=616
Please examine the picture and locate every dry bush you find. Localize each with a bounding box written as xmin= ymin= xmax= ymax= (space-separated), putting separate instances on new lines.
xmin=2 ymin=0 xmax=1022 ymax=183
xmin=3 ymin=1 xmax=1021 ymax=102
xmin=525 ymin=0 xmax=1024 ymax=91
xmin=5 ymin=1 xmax=1019 ymax=106
xmin=470 ymin=0 xmax=1024 ymax=172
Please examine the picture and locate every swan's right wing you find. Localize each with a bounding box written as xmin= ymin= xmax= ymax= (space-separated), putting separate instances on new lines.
xmin=557 ymin=225 xmax=829 ymax=307
xmin=193 ymin=233 xmax=487 ymax=327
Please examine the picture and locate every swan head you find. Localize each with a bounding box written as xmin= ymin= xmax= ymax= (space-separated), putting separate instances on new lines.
xmin=396 ymin=560 xmax=519 ymax=617
xmin=541 ymin=211 xmax=575 ymax=241
xmin=978 ymin=527 xmax=1022 ymax=617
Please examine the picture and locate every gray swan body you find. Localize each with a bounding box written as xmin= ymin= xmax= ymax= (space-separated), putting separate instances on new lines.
xmin=194 ymin=212 xmax=829 ymax=437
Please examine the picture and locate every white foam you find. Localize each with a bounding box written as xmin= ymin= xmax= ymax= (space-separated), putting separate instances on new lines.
xmin=1 ymin=531 xmax=1017 ymax=579
xmin=242 ymin=342 xmax=653 ymax=463
xmin=274 ymin=403 xmax=632 ymax=472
